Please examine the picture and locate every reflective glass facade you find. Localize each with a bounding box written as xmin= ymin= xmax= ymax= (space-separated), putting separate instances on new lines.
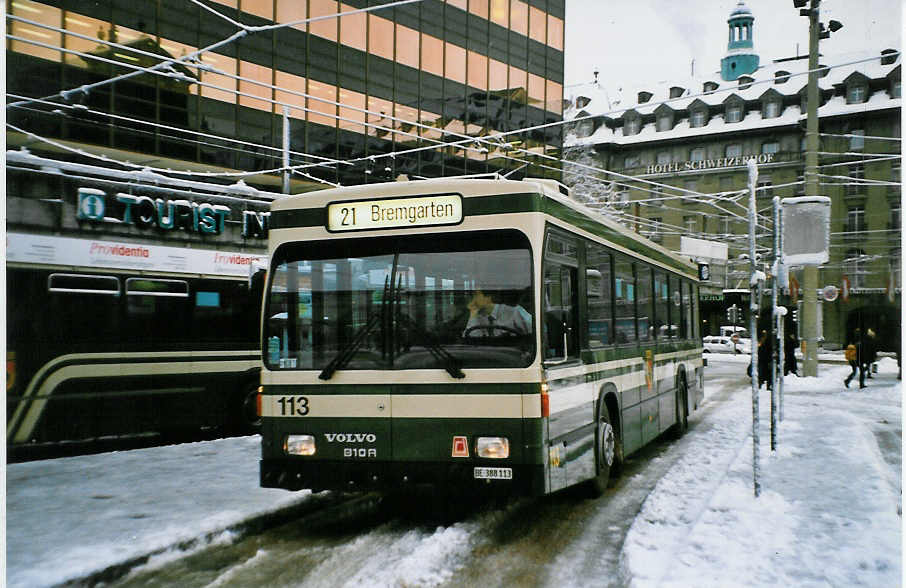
xmin=7 ymin=0 xmax=565 ymax=186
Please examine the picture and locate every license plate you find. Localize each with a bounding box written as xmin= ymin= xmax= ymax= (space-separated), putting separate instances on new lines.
xmin=473 ymin=467 xmax=512 ymax=480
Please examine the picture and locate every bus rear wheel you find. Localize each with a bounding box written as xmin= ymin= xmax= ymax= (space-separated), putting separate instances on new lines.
xmin=588 ymin=405 xmax=616 ymax=497
xmin=671 ymin=376 xmax=689 ymax=439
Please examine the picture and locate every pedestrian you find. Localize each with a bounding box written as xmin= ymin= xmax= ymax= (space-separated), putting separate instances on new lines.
xmin=843 ymin=328 xmax=865 ymax=389
xmin=862 ymin=328 xmax=877 ymax=380
xmin=756 ymin=329 xmax=773 ymax=390
xmin=783 ymin=331 xmax=798 ymax=376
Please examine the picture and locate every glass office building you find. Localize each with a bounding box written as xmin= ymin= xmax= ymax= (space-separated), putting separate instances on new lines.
xmin=7 ymin=0 xmax=565 ymax=187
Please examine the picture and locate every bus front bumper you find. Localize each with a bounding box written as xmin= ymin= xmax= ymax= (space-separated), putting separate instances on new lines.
xmin=260 ymin=458 xmax=546 ymax=496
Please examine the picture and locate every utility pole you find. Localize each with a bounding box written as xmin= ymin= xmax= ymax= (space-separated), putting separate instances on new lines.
xmin=747 ymin=158 xmax=761 ymax=498
xmin=801 ymin=0 xmax=820 ymax=376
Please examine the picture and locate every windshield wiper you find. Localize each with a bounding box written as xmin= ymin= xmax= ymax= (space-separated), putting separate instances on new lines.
xmin=396 ymin=314 xmax=465 ymax=379
xmin=318 ymin=312 xmax=382 ymax=380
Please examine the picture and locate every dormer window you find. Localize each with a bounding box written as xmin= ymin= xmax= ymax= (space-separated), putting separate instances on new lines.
xmin=763 ymin=99 xmax=781 ymax=119
xmin=624 ymin=116 xmax=641 ymax=136
xmin=656 ymin=111 xmax=674 ymax=132
xmin=726 ymin=103 xmax=743 ymax=123
xmin=690 ymin=109 xmax=707 ymax=128
xmin=575 ymin=119 xmax=595 ymax=138
xmin=703 ymin=81 xmax=719 ymax=94
xmin=775 ymin=70 xmax=791 ymax=84
xmin=738 ymin=76 xmax=754 ymax=90
xmin=847 ymin=83 xmax=868 ymax=104
xmin=891 ymin=78 xmax=901 ymax=98
xmin=575 ymin=96 xmax=592 ymax=109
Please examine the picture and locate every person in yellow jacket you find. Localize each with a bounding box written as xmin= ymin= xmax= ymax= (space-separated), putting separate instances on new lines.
xmin=843 ymin=328 xmax=865 ymax=389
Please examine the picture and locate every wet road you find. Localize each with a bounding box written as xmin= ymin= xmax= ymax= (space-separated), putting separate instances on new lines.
xmin=110 ymin=362 xmax=750 ymax=588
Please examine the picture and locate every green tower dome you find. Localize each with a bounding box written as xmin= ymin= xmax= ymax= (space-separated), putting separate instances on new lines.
xmin=721 ymin=1 xmax=760 ymax=81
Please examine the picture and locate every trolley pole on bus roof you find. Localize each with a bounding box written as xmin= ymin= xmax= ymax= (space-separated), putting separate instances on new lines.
xmin=747 ymin=158 xmax=761 ymax=498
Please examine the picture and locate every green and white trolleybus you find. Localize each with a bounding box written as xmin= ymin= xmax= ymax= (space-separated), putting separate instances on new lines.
xmin=259 ymin=177 xmax=703 ymax=497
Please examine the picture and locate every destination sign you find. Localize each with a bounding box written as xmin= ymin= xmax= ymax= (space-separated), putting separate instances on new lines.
xmin=327 ymin=194 xmax=463 ymax=232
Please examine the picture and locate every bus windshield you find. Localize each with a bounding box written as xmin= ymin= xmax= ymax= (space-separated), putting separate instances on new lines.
xmin=264 ymin=230 xmax=535 ymax=373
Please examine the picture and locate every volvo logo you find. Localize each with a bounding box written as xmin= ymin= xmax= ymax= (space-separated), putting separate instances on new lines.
xmin=325 ymin=433 xmax=376 ymax=443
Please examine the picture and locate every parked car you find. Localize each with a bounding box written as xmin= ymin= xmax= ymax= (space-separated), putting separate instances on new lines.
xmin=703 ymin=335 xmax=751 ymax=354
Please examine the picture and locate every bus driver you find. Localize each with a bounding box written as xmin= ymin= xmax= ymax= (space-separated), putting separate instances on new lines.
xmin=463 ymin=288 xmax=532 ymax=337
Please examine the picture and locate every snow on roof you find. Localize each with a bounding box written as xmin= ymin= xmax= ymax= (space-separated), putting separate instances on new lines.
xmin=564 ymin=48 xmax=901 ymax=148
xmin=568 ymin=104 xmax=803 ymax=148
xmin=565 ymin=49 xmax=900 ymax=121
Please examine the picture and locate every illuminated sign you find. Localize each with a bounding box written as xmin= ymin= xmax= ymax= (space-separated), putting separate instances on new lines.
xmin=327 ymin=194 xmax=463 ymax=232
xmin=76 ymin=187 xmax=270 ymax=238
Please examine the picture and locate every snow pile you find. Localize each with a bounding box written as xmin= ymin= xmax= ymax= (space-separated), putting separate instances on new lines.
xmin=6 ymin=435 xmax=310 ymax=588
xmin=621 ymin=360 xmax=901 ymax=587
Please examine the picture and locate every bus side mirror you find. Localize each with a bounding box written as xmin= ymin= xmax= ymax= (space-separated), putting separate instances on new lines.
xmin=248 ymin=260 xmax=267 ymax=291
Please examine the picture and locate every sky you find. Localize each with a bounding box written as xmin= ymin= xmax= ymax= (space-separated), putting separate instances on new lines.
xmin=6 ymin=354 xmax=901 ymax=587
xmin=563 ymin=0 xmax=904 ymax=93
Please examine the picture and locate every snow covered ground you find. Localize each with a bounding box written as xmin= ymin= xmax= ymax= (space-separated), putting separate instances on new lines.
xmin=621 ymin=356 xmax=902 ymax=587
xmin=5 ymin=357 xmax=901 ymax=587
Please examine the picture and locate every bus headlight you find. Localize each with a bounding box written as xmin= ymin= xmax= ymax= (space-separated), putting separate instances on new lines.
xmin=476 ymin=437 xmax=509 ymax=459
xmin=285 ymin=434 xmax=316 ymax=456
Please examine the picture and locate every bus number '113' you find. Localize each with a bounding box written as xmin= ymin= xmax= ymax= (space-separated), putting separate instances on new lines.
xmin=278 ymin=396 xmax=309 ymax=416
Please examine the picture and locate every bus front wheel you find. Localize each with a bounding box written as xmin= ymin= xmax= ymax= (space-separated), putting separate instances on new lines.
xmin=588 ymin=404 xmax=616 ymax=497
xmin=237 ymin=382 xmax=262 ymax=434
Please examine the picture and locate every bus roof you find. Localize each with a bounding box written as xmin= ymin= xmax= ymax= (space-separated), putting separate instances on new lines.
xmin=270 ymin=177 xmax=697 ymax=278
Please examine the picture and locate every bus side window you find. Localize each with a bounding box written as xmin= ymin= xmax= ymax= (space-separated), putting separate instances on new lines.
xmin=193 ymin=281 xmax=253 ymax=345
xmin=586 ymin=243 xmax=613 ymax=348
xmin=125 ymin=278 xmax=190 ymax=343
xmin=543 ymin=264 xmax=578 ymax=361
xmin=46 ymin=273 xmax=122 ymax=346
xmin=614 ymin=257 xmax=636 ymax=344
xmin=637 ymin=265 xmax=653 ymax=342
xmin=654 ymin=270 xmax=669 ymax=339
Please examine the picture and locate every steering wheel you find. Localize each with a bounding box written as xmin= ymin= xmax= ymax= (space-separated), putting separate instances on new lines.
xmin=463 ymin=324 xmax=524 ymax=338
